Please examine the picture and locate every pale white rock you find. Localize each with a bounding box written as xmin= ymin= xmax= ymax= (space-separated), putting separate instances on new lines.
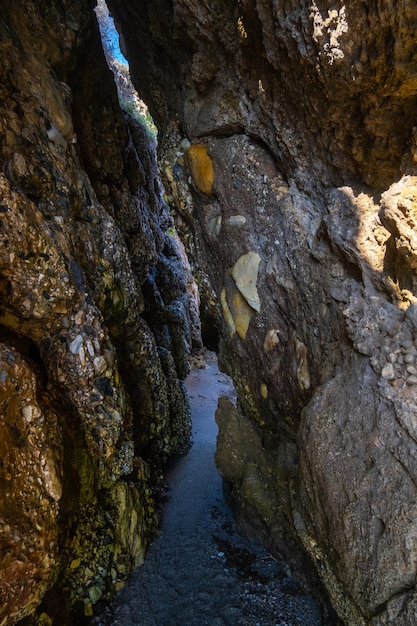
xmin=228 ymin=215 xmax=247 ymax=227
xmin=381 ymin=363 xmax=395 ymax=380
xmin=93 ymin=356 xmax=107 ymax=374
xmin=231 ymin=251 xmax=261 ymax=312
xmin=79 ymin=345 xmax=86 ymax=367
xmin=86 ymin=340 xmax=95 ymax=357
xmin=22 ymin=404 xmax=41 ymax=422
xmin=69 ymin=334 xmax=83 ymax=354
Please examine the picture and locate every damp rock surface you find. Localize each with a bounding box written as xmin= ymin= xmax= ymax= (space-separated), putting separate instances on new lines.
xmin=91 ymin=355 xmax=328 ymax=626
xmin=0 ymin=2 xmax=200 ymax=623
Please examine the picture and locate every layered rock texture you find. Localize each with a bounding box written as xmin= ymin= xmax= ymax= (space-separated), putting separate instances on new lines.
xmin=0 ymin=2 xmax=200 ymax=624
xmin=2 ymin=0 xmax=417 ymax=625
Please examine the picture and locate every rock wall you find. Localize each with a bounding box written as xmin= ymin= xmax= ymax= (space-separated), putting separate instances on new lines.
xmin=0 ymin=1 xmax=200 ymax=624
xmin=106 ymin=1 xmax=417 ymax=624
xmin=3 ymin=0 xmax=417 ymax=624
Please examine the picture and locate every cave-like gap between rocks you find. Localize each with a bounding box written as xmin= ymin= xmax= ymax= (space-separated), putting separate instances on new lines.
xmin=84 ymin=3 xmax=333 ymax=626
xmin=4 ymin=2 xmax=417 ymax=625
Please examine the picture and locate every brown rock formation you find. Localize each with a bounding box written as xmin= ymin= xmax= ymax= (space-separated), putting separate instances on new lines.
xmin=0 ymin=1 xmax=200 ymax=624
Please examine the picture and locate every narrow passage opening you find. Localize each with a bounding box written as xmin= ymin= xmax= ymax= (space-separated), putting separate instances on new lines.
xmin=95 ymin=0 xmax=157 ymax=140
xmin=91 ymin=350 xmax=326 ymax=626
xmin=90 ymin=6 xmax=330 ymax=625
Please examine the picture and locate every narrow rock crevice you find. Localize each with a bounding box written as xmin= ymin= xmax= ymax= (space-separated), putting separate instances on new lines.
xmin=91 ymin=354 xmax=339 ymax=626
xmin=2 ymin=1 xmax=417 ymax=625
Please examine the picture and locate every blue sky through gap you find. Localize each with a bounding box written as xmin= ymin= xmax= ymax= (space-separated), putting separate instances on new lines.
xmin=95 ymin=0 xmax=128 ymax=65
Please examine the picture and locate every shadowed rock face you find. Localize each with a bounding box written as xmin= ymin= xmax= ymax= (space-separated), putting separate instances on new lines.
xmin=0 ymin=1 xmax=201 ymax=624
xmin=105 ymin=1 xmax=417 ymax=624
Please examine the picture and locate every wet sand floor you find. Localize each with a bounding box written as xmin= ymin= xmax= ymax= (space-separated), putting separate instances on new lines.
xmin=93 ymin=353 xmax=325 ymax=626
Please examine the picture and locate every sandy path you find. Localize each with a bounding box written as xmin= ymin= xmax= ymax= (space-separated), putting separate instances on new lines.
xmin=93 ymin=354 xmax=326 ymax=626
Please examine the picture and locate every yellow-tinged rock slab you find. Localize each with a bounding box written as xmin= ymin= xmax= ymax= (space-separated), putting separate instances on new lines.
xmin=224 ymin=272 xmax=254 ymax=340
xmin=220 ymin=286 xmax=237 ymax=337
xmin=187 ymin=144 xmax=214 ymax=194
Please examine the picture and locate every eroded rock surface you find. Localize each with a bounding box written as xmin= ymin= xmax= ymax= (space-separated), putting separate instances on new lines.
xmin=0 ymin=345 xmax=61 ymax=624
xmin=0 ymin=1 xmax=200 ymax=624
xmin=105 ymin=1 xmax=417 ymax=624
